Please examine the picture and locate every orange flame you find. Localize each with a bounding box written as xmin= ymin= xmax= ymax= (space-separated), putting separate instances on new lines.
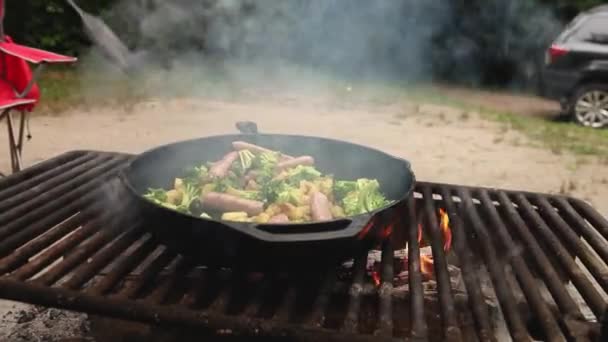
xmin=420 ymin=254 xmax=434 ymax=275
xmin=371 ymin=271 xmax=381 ymax=286
xmin=415 ymin=208 xmax=453 ymax=277
xmin=439 ymin=208 xmax=452 ymax=252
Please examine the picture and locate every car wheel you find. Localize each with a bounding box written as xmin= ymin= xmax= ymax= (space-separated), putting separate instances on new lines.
xmin=571 ymin=83 xmax=608 ymax=128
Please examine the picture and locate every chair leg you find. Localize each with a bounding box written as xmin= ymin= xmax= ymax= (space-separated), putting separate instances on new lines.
xmin=17 ymin=111 xmax=26 ymax=155
xmin=0 ymin=110 xmax=7 ymax=177
xmin=6 ymin=111 xmax=22 ymax=173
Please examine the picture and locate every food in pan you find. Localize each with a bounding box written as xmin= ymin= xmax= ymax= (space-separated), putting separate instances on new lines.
xmin=143 ymin=141 xmax=393 ymax=223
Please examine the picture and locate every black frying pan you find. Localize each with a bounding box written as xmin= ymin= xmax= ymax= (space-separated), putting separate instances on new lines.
xmin=120 ymin=122 xmax=415 ymax=271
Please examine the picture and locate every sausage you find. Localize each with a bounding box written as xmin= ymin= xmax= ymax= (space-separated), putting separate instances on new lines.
xmin=310 ymin=192 xmax=333 ymax=221
xmin=276 ymin=156 xmax=314 ymax=171
xmin=201 ymin=192 xmax=264 ymax=216
xmin=232 ymin=141 xmax=293 ymax=159
xmin=209 ymin=151 xmax=239 ymax=178
xmin=268 ymin=213 xmax=290 ymax=223
xmin=232 ymin=141 xmax=274 ymax=154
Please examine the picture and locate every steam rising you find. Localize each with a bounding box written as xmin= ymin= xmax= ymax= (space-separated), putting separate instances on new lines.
xmin=76 ymin=0 xmax=562 ymax=98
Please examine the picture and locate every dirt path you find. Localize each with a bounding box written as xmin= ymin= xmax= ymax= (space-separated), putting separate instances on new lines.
xmin=1 ymin=92 xmax=606 ymax=214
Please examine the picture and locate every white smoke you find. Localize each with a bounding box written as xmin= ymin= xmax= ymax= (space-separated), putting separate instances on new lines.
xmin=78 ymin=0 xmax=562 ymax=96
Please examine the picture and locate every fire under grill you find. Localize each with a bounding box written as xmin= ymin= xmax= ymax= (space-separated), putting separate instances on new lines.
xmin=0 ymin=150 xmax=607 ymax=341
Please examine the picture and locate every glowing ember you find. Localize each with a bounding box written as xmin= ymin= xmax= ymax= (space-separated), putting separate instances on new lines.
xmin=356 ymin=219 xmax=376 ymax=240
xmin=371 ymin=271 xmax=381 ymax=286
xmin=381 ymin=223 xmax=394 ymax=239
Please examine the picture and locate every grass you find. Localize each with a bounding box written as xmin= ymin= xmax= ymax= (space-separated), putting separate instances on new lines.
xmin=484 ymin=111 xmax=608 ymax=156
xmin=35 ymin=68 xmax=81 ymax=112
xmin=35 ymin=68 xmax=608 ymax=157
xmin=401 ymin=86 xmax=608 ymax=157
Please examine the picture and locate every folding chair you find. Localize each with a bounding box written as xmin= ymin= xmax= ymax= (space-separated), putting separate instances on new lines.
xmin=0 ymin=0 xmax=76 ymax=177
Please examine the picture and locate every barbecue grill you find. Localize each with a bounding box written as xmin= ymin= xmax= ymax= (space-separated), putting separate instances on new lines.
xmin=0 ymin=150 xmax=607 ymax=341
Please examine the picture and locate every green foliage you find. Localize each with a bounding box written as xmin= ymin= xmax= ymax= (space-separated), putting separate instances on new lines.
xmin=4 ymin=0 xmax=605 ymax=56
xmin=4 ymin=0 xmax=117 ymax=54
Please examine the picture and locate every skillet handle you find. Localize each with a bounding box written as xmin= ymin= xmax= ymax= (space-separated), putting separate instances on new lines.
xmin=223 ymin=214 xmax=378 ymax=243
xmin=236 ymin=121 xmax=259 ymax=134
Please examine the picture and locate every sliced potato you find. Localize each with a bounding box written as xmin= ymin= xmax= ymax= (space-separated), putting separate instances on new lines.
xmin=166 ymin=189 xmax=182 ymax=204
xmin=331 ymin=205 xmax=346 ymax=218
xmin=254 ymin=213 xmax=271 ymax=223
xmin=265 ymin=203 xmax=282 ymax=217
xmin=174 ymin=178 xmax=185 ymax=192
xmin=221 ymin=212 xmax=249 ymax=221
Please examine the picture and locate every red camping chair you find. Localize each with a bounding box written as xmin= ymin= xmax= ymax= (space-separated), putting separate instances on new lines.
xmin=0 ymin=0 xmax=77 ymax=177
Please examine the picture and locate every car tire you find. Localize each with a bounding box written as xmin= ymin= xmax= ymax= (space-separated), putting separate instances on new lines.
xmin=570 ymin=83 xmax=608 ymax=128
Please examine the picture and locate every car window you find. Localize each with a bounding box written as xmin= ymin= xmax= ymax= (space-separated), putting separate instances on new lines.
xmin=557 ymin=14 xmax=589 ymax=43
xmin=572 ymin=15 xmax=608 ymax=42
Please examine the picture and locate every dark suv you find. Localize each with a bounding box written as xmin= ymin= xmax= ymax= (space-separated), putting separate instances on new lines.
xmin=540 ymin=5 xmax=608 ymax=128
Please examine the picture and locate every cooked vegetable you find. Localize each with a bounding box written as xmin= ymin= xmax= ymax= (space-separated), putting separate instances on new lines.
xmin=340 ymin=179 xmax=391 ymax=216
xmin=144 ymin=182 xmax=199 ymax=214
xmin=284 ymin=165 xmax=322 ymax=185
xmin=143 ymin=142 xmax=393 ymax=222
xmin=334 ymin=180 xmax=358 ymax=201
xmin=183 ymin=164 xmax=209 ymax=185
xmin=233 ymin=141 xmax=293 ymax=160
xmin=233 ymin=141 xmax=273 ymax=154
xmin=221 ymin=212 xmax=250 ymax=222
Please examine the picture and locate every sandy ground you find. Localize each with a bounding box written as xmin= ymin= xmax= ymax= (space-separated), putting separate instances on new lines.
xmin=1 ymin=90 xmax=606 ymax=215
xmin=434 ymin=84 xmax=561 ymax=118
xmin=0 ymin=88 xmax=607 ymax=339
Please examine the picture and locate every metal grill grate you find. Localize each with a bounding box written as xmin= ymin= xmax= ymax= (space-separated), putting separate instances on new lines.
xmin=0 ymin=150 xmax=607 ymax=341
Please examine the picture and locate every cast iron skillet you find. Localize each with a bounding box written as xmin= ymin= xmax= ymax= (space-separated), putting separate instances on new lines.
xmin=120 ymin=122 xmax=415 ymax=271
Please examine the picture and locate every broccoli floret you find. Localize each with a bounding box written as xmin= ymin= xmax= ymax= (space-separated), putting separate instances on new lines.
xmin=183 ymin=165 xmax=209 ymax=186
xmin=173 ymin=183 xmax=200 ymax=214
xmin=276 ymin=186 xmax=305 ymax=205
xmin=252 ymin=151 xmax=280 ymax=181
xmin=143 ymin=188 xmax=168 ymax=203
xmin=253 ymin=151 xmax=280 ymax=170
xmin=340 ymin=179 xmax=392 ymax=216
xmin=362 ymin=188 xmax=391 ymax=211
xmin=342 ymin=191 xmax=360 ymax=216
xmin=144 ymin=188 xmax=188 ymax=212
xmin=285 ymin=165 xmax=321 ymax=186
xmin=260 ymin=178 xmax=287 ymax=203
xmin=333 ymin=180 xmax=358 ymax=201
xmin=212 ymin=177 xmax=239 ymax=193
